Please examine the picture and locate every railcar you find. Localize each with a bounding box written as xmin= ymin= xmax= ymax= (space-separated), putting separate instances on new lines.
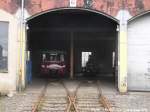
xmin=40 ymin=51 xmax=66 ymax=77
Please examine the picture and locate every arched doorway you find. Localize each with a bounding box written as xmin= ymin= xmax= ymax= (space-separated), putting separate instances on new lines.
xmin=128 ymin=11 xmax=150 ymax=91
xmin=26 ymin=8 xmax=119 ymax=89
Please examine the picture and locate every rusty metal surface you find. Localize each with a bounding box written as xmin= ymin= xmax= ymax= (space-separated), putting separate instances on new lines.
xmin=30 ymin=79 xmax=112 ymax=112
xmin=31 ymin=80 xmax=68 ymax=112
xmin=1 ymin=79 xmax=150 ymax=112
xmin=61 ymin=80 xmax=81 ymax=112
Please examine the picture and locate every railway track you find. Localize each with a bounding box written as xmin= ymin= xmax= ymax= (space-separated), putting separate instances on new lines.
xmin=32 ymin=79 xmax=68 ymax=112
xmin=76 ymin=80 xmax=112 ymax=112
xmin=31 ymin=79 xmax=112 ymax=112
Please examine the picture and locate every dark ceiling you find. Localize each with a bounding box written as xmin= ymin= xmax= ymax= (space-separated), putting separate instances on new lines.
xmin=27 ymin=9 xmax=118 ymax=31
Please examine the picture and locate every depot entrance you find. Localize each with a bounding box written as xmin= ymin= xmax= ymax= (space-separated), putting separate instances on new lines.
xmin=26 ymin=9 xmax=118 ymax=86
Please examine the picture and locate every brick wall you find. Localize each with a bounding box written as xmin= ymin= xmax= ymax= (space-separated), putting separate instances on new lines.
xmin=0 ymin=0 xmax=19 ymax=14
xmin=0 ymin=0 xmax=150 ymax=18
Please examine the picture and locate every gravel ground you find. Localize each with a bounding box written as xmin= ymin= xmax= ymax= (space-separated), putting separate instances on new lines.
xmin=106 ymin=93 xmax=150 ymax=112
xmin=0 ymin=79 xmax=150 ymax=112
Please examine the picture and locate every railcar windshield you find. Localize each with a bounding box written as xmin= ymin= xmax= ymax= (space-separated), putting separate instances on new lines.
xmin=42 ymin=52 xmax=64 ymax=62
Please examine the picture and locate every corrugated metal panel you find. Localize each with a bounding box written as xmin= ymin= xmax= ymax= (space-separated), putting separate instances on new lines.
xmin=127 ymin=13 xmax=150 ymax=91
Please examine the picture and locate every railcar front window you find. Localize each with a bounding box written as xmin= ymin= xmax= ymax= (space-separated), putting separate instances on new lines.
xmin=42 ymin=52 xmax=65 ymax=62
xmin=0 ymin=22 xmax=8 ymax=72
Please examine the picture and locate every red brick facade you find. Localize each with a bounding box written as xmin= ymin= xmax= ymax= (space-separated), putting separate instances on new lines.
xmin=0 ymin=0 xmax=19 ymax=14
xmin=0 ymin=0 xmax=150 ymax=17
xmin=125 ymin=0 xmax=150 ymax=16
xmin=25 ymin=0 xmax=121 ymax=17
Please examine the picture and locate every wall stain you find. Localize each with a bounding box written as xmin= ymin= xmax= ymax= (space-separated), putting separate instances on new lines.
xmin=0 ymin=0 xmax=19 ymax=14
xmin=135 ymin=0 xmax=144 ymax=12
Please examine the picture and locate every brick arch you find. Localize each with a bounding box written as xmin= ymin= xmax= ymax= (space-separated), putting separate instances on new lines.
xmin=128 ymin=10 xmax=150 ymax=22
xmin=25 ymin=0 xmax=122 ymax=18
xmin=0 ymin=0 xmax=150 ymax=18
xmin=24 ymin=0 xmax=150 ymax=17
xmin=26 ymin=7 xmax=119 ymax=23
xmin=124 ymin=0 xmax=150 ymax=17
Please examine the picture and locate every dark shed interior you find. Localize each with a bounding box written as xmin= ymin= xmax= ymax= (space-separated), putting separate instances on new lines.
xmin=27 ymin=9 xmax=118 ymax=82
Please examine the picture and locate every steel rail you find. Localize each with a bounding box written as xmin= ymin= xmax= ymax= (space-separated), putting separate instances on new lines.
xmin=61 ymin=80 xmax=81 ymax=112
xmin=97 ymin=80 xmax=112 ymax=112
xmin=31 ymin=80 xmax=49 ymax=112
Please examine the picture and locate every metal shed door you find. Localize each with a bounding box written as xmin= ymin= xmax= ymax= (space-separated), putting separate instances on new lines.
xmin=127 ymin=13 xmax=150 ymax=91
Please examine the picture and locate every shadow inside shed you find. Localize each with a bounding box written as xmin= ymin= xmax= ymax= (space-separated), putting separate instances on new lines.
xmin=26 ymin=9 xmax=118 ymax=87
